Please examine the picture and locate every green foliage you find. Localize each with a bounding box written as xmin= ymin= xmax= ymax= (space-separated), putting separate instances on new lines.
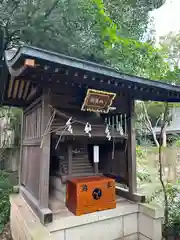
xmin=0 ymin=171 xmax=12 ymax=233
xmin=160 ymin=32 xmax=180 ymax=68
xmin=136 ymin=145 xmax=146 ymax=159
xmin=9 ymin=108 xmax=22 ymax=147
xmin=163 ymin=184 xmax=180 ymax=237
xmin=0 ymin=0 xmax=167 ymax=76
xmin=136 ymin=101 xmax=173 ymax=128
xmin=92 ymin=0 xmax=169 ymax=79
xmin=136 ymin=146 xmax=152 ymax=185
xmin=0 ymin=107 xmax=22 ymax=148
xmin=137 ymin=146 xmax=180 ymax=237
xmin=136 ymin=146 xmax=163 ymax=203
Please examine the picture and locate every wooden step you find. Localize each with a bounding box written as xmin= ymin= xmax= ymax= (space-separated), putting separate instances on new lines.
xmin=72 ymin=159 xmax=90 ymax=162
xmin=61 ymin=160 xmax=91 ymax=165
xmin=72 ymin=162 xmax=93 ymax=166
xmin=63 ymin=166 xmax=93 ymax=172
xmin=72 ymin=154 xmax=88 ymax=157
xmin=72 ymin=164 xmax=93 ymax=169
xmin=71 ymin=169 xmax=93 ymax=174
xmin=69 ymin=172 xmax=96 ymax=177
xmin=60 ymin=160 xmax=90 ymax=165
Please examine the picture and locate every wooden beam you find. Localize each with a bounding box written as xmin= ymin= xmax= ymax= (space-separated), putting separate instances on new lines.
xmin=2 ymin=99 xmax=28 ymax=108
xmin=26 ymin=86 xmax=39 ymax=101
xmin=24 ymin=96 xmax=42 ymax=114
xmin=127 ymin=98 xmax=137 ymax=194
xmin=39 ymin=90 xmax=51 ymax=208
xmin=20 ymin=186 xmax=53 ymax=224
xmin=103 ymin=173 xmax=128 ymax=186
xmin=116 ymin=187 xmax=145 ymax=203
xmin=23 ymin=138 xmax=41 ymax=146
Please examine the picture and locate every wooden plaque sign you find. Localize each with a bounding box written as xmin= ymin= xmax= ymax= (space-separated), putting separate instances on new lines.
xmin=81 ymin=89 xmax=116 ymax=113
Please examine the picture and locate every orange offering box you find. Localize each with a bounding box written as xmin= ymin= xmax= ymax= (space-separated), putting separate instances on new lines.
xmin=66 ymin=176 xmax=116 ymax=216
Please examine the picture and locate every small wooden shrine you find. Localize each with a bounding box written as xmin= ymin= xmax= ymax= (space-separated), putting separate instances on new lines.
xmin=1 ymin=45 xmax=180 ymax=225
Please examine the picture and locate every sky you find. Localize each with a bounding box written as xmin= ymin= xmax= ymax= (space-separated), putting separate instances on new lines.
xmin=151 ymin=0 xmax=180 ymax=37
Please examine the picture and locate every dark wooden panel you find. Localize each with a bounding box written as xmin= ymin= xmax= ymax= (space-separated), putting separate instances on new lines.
xmin=21 ymin=145 xmax=28 ymax=186
xmin=21 ymin=98 xmax=43 ymax=202
xmin=24 ymin=97 xmax=42 ymax=114
xmin=127 ymin=98 xmax=137 ymax=193
xmin=24 ymin=104 xmax=42 ymax=140
xmin=19 ymin=112 xmax=24 ymax=185
xmin=21 ymin=145 xmax=41 ymax=200
xmin=39 ymin=92 xmax=51 ymax=208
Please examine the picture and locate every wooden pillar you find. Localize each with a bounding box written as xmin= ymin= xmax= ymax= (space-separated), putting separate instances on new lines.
xmin=19 ymin=111 xmax=24 ymax=186
xmin=127 ymin=98 xmax=137 ymax=194
xmin=94 ymin=163 xmax=99 ymax=174
xmin=39 ymin=91 xmax=51 ymax=208
xmin=116 ymin=97 xmax=145 ymax=202
xmin=67 ymin=144 xmax=72 ymax=176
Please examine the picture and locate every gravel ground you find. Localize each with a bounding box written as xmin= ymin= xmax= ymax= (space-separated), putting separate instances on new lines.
xmin=0 ymin=223 xmax=12 ymax=240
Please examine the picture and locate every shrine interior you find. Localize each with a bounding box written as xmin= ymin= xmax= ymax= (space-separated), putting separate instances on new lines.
xmin=48 ymin=91 xmax=129 ymax=207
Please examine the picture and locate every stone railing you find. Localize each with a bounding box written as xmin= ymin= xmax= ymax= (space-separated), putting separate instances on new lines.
xmin=138 ymin=203 xmax=164 ymax=240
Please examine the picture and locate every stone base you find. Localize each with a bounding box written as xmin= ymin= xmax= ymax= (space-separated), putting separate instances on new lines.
xmin=10 ymin=194 xmax=163 ymax=240
xmin=50 ymin=176 xmax=66 ymax=203
xmin=10 ymin=195 xmax=52 ymax=240
xmin=11 ymin=194 xmax=139 ymax=240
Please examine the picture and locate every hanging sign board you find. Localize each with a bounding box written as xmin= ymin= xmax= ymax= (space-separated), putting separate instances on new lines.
xmin=81 ymin=89 xmax=116 ymax=113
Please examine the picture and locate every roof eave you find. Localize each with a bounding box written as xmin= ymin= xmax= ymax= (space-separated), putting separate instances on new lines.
xmin=4 ymin=45 xmax=180 ymax=103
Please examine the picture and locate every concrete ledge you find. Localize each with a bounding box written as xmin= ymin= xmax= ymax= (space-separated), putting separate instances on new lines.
xmin=10 ymin=194 xmax=163 ymax=240
xmin=47 ymin=199 xmax=139 ymax=232
xmin=139 ymin=203 xmax=164 ymax=219
xmin=10 ymin=194 xmax=53 ymax=240
xmin=10 ymin=194 xmax=139 ymax=240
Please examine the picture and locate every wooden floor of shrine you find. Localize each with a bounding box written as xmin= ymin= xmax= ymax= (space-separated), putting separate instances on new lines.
xmin=48 ymin=194 xmax=124 ymax=215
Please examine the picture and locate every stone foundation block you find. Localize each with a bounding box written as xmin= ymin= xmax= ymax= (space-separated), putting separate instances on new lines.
xmin=138 ymin=203 xmax=163 ymax=240
xmin=64 ymin=217 xmax=123 ymax=240
xmin=123 ymin=213 xmax=138 ymax=236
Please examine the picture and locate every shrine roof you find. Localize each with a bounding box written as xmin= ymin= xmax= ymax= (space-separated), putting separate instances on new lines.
xmin=1 ymin=45 xmax=180 ymax=107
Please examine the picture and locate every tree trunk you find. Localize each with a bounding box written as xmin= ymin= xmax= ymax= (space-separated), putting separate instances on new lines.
xmin=152 ymin=130 xmax=160 ymax=147
xmin=141 ymin=102 xmax=159 ymax=147
xmin=162 ymin=122 xmax=168 ymax=147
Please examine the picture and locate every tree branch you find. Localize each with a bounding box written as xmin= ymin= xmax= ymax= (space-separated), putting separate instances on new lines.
xmin=155 ymin=116 xmax=161 ymax=128
xmin=158 ymin=102 xmax=169 ymax=239
xmin=44 ymin=0 xmax=59 ymax=18
xmin=141 ymin=101 xmax=159 ymax=147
